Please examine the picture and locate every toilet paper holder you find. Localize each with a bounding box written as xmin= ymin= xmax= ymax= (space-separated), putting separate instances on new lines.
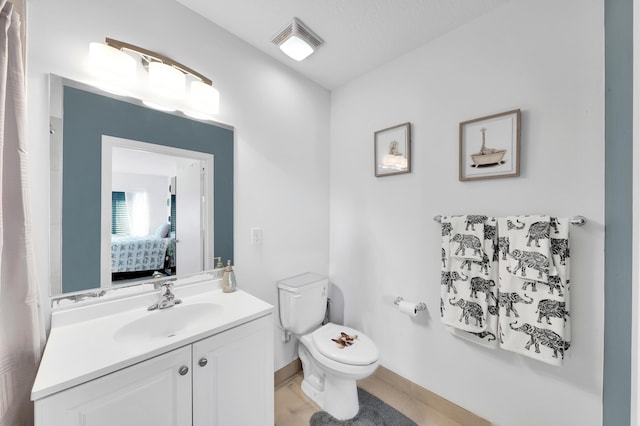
xmin=394 ymin=297 xmax=426 ymax=312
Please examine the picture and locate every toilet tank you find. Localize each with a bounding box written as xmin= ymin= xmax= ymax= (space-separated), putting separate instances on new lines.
xmin=277 ymin=272 xmax=328 ymax=335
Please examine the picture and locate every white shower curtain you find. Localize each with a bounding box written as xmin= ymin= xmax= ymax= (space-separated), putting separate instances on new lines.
xmin=0 ymin=1 xmax=45 ymax=425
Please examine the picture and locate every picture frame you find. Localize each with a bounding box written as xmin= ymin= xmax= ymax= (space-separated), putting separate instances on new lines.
xmin=459 ymin=109 xmax=521 ymax=181
xmin=374 ymin=122 xmax=411 ymax=177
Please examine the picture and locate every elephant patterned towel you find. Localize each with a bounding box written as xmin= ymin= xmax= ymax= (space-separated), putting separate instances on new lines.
xmin=506 ymin=215 xmax=558 ymax=282
xmin=497 ymin=216 xmax=571 ymax=366
xmin=447 ymin=217 xmax=499 ymax=349
xmin=440 ymin=216 xmax=495 ymax=334
xmin=448 ymin=215 xmax=486 ymax=261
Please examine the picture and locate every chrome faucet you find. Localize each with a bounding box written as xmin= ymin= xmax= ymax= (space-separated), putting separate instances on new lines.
xmin=153 ymin=277 xmax=177 ymax=289
xmin=148 ymin=281 xmax=182 ymax=311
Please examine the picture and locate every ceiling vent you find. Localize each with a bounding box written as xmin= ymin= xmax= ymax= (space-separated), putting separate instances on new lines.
xmin=272 ymin=18 xmax=324 ymax=61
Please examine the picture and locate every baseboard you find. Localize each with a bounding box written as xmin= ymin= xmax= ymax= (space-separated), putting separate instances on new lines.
xmin=274 ymin=359 xmax=302 ymax=388
xmin=372 ymin=366 xmax=492 ymax=426
xmin=274 ymin=359 xmax=490 ymax=424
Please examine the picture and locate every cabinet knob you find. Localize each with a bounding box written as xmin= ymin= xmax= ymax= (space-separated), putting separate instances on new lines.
xmin=178 ymin=366 xmax=189 ymax=376
xmin=198 ymin=358 xmax=208 ymax=367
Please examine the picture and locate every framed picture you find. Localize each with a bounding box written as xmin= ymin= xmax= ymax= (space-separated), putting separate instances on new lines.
xmin=459 ymin=109 xmax=521 ymax=181
xmin=374 ymin=122 xmax=411 ymax=177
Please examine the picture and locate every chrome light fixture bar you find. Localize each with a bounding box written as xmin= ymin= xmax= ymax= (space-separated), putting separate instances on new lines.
xmin=105 ymin=38 xmax=212 ymax=85
xmin=88 ymin=38 xmax=219 ymax=117
xmin=272 ymin=18 xmax=323 ymax=61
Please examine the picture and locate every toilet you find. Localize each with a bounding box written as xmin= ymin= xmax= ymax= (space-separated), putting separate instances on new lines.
xmin=277 ymin=272 xmax=379 ymax=420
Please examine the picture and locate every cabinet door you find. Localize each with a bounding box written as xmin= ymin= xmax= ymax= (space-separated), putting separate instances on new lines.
xmin=35 ymin=346 xmax=192 ymax=426
xmin=193 ymin=314 xmax=274 ymax=426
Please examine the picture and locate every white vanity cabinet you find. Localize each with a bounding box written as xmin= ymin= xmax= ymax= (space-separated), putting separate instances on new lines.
xmin=34 ymin=345 xmax=193 ymax=426
xmin=34 ymin=314 xmax=274 ymax=426
xmin=193 ymin=313 xmax=274 ymax=425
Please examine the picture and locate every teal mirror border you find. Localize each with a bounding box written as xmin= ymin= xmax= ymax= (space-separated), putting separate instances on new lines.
xmin=62 ymin=85 xmax=233 ymax=293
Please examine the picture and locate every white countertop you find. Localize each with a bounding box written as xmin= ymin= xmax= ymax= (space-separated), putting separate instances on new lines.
xmin=32 ymin=281 xmax=273 ymax=400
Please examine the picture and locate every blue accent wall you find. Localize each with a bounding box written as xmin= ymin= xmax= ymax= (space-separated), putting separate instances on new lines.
xmin=62 ymin=86 xmax=233 ymax=293
xmin=604 ymin=0 xmax=633 ymax=424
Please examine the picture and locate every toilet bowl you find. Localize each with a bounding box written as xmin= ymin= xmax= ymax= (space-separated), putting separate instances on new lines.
xmin=276 ymin=272 xmax=379 ymax=421
xmin=297 ymin=323 xmax=378 ymax=420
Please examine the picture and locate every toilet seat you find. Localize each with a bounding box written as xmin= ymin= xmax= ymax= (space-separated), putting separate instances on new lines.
xmin=297 ymin=322 xmax=380 ymax=420
xmin=311 ymin=323 xmax=378 ymax=366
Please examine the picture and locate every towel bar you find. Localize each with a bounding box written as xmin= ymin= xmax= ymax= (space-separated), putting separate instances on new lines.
xmin=432 ymin=215 xmax=586 ymax=226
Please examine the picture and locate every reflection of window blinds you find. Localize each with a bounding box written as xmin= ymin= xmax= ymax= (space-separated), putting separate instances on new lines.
xmin=112 ymin=191 xmax=129 ymax=235
xmin=170 ymin=194 xmax=176 ymax=233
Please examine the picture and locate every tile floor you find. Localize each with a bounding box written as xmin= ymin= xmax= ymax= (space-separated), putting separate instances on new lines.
xmin=275 ymin=372 xmax=462 ymax=426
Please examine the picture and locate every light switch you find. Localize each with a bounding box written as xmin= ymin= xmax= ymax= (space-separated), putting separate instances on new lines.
xmin=251 ymin=227 xmax=263 ymax=245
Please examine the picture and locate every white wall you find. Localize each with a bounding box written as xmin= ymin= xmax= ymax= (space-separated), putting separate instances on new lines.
xmin=329 ymin=0 xmax=603 ymax=425
xmin=26 ymin=0 xmax=330 ymax=369
xmin=112 ymin=172 xmax=170 ymax=235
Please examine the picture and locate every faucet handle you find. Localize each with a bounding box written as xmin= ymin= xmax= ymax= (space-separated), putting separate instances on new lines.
xmin=154 ymin=277 xmax=177 ymax=290
xmin=160 ymin=281 xmax=176 ymax=296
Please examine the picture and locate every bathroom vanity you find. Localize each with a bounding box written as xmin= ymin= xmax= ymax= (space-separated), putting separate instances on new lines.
xmin=31 ymin=278 xmax=274 ymax=425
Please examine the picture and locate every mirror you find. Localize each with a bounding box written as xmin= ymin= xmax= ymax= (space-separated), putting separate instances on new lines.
xmin=49 ymin=75 xmax=234 ymax=296
xmin=101 ymin=137 xmax=214 ymax=286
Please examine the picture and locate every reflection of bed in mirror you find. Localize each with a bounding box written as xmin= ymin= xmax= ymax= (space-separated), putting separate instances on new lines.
xmin=111 ymin=234 xmax=175 ymax=280
xmin=108 ymin=144 xmax=187 ymax=283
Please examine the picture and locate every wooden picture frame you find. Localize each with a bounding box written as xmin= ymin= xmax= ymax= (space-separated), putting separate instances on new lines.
xmin=459 ymin=109 xmax=521 ymax=181
xmin=374 ymin=122 xmax=411 ymax=177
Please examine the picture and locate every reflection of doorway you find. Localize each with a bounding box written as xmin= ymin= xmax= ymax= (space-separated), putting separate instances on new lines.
xmin=176 ymin=158 xmax=203 ymax=274
xmin=100 ymin=136 xmax=213 ymax=288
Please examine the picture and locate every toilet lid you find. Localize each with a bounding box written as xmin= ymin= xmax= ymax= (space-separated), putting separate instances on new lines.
xmin=312 ymin=323 xmax=378 ymax=366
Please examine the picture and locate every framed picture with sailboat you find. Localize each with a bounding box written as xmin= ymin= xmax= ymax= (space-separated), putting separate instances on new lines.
xmin=374 ymin=122 xmax=411 ymax=177
xmin=459 ymin=109 xmax=521 ymax=181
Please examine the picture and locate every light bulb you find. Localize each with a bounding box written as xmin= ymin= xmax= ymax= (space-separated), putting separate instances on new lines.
xmin=188 ymin=80 xmax=220 ymax=115
xmin=279 ymin=36 xmax=314 ymax=61
xmin=148 ymin=62 xmax=186 ymax=99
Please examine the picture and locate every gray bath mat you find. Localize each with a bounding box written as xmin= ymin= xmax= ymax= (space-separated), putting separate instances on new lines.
xmin=309 ymin=388 xmax=417 ymax=426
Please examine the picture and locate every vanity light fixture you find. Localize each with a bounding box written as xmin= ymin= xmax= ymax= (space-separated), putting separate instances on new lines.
xmin=272 ymin=18 xmax=324 ymax=61
xmin=88 ymin=42 xmax=136 ymax=95
xmin=143 ymin=61 xmax=186 ymax=112
xmin=88 ymin=38 xmax=220 ymax=118
xmin=187 ymin=80 xmax=220 ymax=117
xmin=147 ymin=61 xmax=186 ymax=99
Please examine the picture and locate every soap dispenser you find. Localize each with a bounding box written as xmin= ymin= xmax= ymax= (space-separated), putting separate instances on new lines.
xmin=221 ymin=260 xmax=237 ymax=293
xmin=214 ymin=257 xmax=224 ymax=269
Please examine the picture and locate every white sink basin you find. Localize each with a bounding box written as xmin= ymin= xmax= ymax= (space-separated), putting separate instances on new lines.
xmin=114 ymin=303 xmax=223 ymax=343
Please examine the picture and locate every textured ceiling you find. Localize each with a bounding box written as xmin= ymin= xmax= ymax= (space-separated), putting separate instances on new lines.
xmin=176 ymin=0 xmax=510 ymax=90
